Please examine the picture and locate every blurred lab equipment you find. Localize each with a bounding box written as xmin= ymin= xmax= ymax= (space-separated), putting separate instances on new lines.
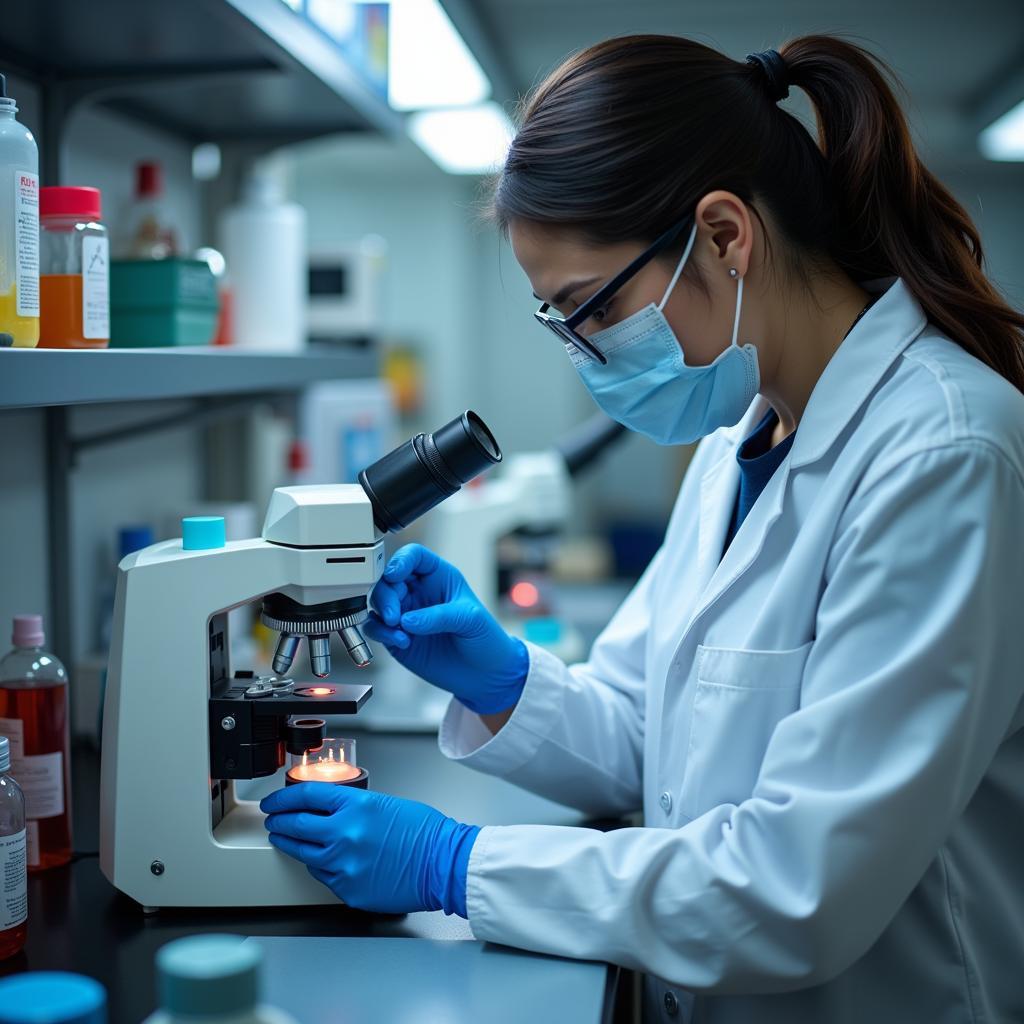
xmin=0 ymin=614 xmax=72 ymax=871
xmin=307 ymin=236 xmax=386 ymax=345
xmin=219 ymin=171 xmax=306 ymax=351
xmin=297 ymin=378 xmax=397 ymax=486
xmin=433 ymin=414 xmax=626 ymax=612
xmin=99 ymin=411 xmax=501 ymax=908
xmin=0 ymin=735 xmax=27 ymax=960
xmin=0 ymin=72 xmax=39 ymax=348
xmin=38 ymin=187 xmax=109 ymax=349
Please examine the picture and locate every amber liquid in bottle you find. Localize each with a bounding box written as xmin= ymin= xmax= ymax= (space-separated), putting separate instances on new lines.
xmin=0 ymin=682 xmax=72 ymax=871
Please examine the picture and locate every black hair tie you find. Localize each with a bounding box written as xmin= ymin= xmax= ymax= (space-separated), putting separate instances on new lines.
xmin=746 ymin=49 xmax=789 ymax=103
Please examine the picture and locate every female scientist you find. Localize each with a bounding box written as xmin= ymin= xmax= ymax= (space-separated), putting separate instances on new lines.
xmin=261 ymin=35 xmax=1024 ymax=1022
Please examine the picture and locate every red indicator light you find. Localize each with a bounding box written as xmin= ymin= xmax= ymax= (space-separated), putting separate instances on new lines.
xmin=510 ymin=581 xmax=540 ymax=608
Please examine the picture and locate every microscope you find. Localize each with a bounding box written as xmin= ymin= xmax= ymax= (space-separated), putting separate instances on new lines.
xmin=99 ymin=412 xmax=501 ymax=910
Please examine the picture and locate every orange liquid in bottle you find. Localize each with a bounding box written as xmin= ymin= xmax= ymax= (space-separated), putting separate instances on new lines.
xmin=0 ymin=683 xmax=73 ymax=871
xmin=38 ymin=274 xmax=108 ymax=349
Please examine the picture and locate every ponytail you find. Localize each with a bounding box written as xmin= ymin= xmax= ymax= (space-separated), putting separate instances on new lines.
xmin=779 ymin=36 xmax=1024 ymax=391
xmin=492 ymin=33 xmax=1024 ymax=392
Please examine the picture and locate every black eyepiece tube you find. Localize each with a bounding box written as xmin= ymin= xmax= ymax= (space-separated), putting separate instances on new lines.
xmin=557 ymin=413 xmax=627 ymax=478
xmin=358 ymin=410 xmax=502 ymax=533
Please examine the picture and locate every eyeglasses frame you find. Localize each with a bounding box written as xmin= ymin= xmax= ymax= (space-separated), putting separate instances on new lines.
xmin=533 ymin=213 xmax=696 ymax=365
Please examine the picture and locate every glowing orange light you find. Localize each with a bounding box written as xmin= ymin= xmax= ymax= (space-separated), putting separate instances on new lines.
xmin=289 ymin=743 xmax=359 ymax=783
xmin=309 ymin=687 xmax=332 ymax=696
xmin=510 ymin=581 xmax=540 ymax=608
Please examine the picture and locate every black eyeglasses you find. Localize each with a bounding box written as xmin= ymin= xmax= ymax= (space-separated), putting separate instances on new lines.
xmin=533 ymin=214 xmax=695 ymax=365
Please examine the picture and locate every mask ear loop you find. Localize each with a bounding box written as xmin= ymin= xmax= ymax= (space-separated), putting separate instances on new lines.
xmin=730 ymin=275 xmax=744 ymax=349
xmin=657 ymin=223 xmax=698 ymax=311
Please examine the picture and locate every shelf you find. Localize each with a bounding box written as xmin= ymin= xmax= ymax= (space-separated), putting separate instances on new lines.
xmin=0 ymin=345 xmax=379 ymax=409
xmin=0 ymin=0 xmax=402 ymax=145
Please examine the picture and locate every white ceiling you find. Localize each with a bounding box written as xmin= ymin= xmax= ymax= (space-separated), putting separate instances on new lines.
xmin=443 ymin=0 xmax=1024 ymax=171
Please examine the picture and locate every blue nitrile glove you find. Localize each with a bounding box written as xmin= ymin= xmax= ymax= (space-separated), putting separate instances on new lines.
xmin=363 ymin=543 xmax=529 ymax=714
xmin=261 ymin=783 xmax=480 ymax=917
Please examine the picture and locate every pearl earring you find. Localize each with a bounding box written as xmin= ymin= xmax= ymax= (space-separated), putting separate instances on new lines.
xmin=728 ymin=268 xmax=738 ymax=278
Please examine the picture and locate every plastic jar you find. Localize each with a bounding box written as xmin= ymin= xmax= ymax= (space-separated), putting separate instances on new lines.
xmin=38 ymin=187 xmax=110 ymax=349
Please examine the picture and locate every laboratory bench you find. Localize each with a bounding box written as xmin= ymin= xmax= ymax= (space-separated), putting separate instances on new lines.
xmin=3 ymin=735 xmax=630 ymax=1024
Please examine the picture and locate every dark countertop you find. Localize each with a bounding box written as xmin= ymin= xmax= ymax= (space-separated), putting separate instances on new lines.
xmin=3 ymin=734 xmax=624 ymax=1023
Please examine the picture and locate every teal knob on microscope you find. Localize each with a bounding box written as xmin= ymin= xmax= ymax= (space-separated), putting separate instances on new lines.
xmin=156 ymin=935 xmax=261 ymax=1016
xmin=182 ymin=515 xmax=226 ymax=550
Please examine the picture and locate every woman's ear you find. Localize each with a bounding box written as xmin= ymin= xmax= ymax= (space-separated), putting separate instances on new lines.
xmin=694 ymin=191 xmax=754 ymax=279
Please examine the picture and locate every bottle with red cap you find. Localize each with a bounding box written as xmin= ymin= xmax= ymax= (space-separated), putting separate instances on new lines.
xmin=38 ymin=186 xmax=109 ymax=349
xmin=122 ymin=160 xmax=179 ymax=260
xmin=0 ymin=615 xmax=73 ymax=871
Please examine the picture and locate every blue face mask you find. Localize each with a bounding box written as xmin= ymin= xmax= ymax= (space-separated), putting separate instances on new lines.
xmin=569 ymin=224 xmax=760 ymax=446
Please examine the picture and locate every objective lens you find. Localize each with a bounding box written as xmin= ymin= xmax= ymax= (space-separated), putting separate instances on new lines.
xmin=358 ymin=410 xmax=502 ymax=533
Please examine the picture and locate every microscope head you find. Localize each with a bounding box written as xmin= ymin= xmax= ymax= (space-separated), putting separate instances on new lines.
xmin=260 ymin=411 xmax=501 ymax=679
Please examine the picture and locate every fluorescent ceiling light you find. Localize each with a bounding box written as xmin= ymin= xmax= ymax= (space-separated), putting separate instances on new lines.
xmin=388 ymin=0 xmax=490 ymax=111
xmin=979 ymin=99 xmax=1024 ymax=160
xmin=408 ymin=102 xmax=514 ymax=174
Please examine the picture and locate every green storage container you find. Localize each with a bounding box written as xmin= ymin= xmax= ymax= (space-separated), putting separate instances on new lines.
xmin=110 ymin=259 xmax=219 ymax=347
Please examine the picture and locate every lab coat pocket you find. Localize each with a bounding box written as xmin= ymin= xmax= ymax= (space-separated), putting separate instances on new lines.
xmin=680 ymin=642 xmax=812 ymax=819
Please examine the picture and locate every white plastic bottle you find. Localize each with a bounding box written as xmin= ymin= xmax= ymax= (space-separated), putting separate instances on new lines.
xmin=219 ymin=171 xmax=306 ymax=351
xmin=0 ymin=72 xmax=39 ymax=348
xmin=143 ymin=934 xmax=297 ymax=1024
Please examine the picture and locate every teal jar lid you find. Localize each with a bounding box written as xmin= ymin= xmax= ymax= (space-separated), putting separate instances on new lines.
xmin=156 ymin=935 xmax=260 ymax=1016
xmin=0 ymin=972 xmax=107 ymax=1024
xmin=182 ymin=516 xmax=226 ymax=551
xmin=524 ymin=617 xmax=563 ymax=646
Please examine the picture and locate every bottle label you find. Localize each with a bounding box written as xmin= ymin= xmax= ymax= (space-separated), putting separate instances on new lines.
xmin=0 ymin=718 xmax=64 ymax=818
xmin=14 ymin=169 xmax=40 ymax=317
xmin=82 ymin=235 xmax=110 ymax=339
xmin=0 ymin=828 xmax=28 ymax=930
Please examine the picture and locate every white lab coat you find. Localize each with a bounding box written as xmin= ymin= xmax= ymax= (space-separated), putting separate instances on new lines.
xmin=439 ymin=279 xmax=1024 ymax=1023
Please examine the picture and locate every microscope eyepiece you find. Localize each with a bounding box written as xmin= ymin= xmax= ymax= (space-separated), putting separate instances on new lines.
xmin=358 ymin=410 xmax=502 ymax=534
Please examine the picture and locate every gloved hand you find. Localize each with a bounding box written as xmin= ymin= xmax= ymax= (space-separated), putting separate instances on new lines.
xmin=261 ymin=783 xmax=479 ymax=917
xmin=363 ymin=543 xmax=529 ymax=715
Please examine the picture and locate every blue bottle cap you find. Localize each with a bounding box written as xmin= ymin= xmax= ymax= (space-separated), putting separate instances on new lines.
xmin=181 ymin=516 xmax=226 ymax=551
xmin=157 ymin=935 xmax=261 ymax=1016
xmin=0 ymin=972 xmax=107 ymax=1024
xmin=118 ymin=525 xmax=155 ymax=559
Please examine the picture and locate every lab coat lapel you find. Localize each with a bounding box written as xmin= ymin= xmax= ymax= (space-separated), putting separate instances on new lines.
xmin=689 ymin=451 xmax=790 ymax=628
xmin=691 ymin=399 xmax=768 ymax=601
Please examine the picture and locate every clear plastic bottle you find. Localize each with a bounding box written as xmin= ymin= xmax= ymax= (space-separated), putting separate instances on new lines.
xmin=0 ymin=615 xmax=72 ymax=871
xmin=143 ymin=934 xmax=297 ymax=1024
xmin=119 ymin=161 xmax=179 ymax=260
xmin=0 ymin=735 xmax=28 ymax=960
xmin=0 ymin=72 xmax=40 ymax=348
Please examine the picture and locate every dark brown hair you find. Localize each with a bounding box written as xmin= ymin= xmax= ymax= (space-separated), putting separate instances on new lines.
xmin=490 ymin=34 xmax=1024 ymax=391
